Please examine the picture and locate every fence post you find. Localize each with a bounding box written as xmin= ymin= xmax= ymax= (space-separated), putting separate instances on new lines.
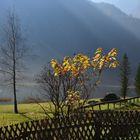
xmin=108 ymin=103 xmax=109 ymax=110
xmin=99 ymin=104 xmax=101 ymax=110
xmin=113 ymin=103 xmax=115 ymax=109
xmin=94 ymin=123 xmax=101 ymax=140
xmin=120 ymin=101 xmax=121 ymax=107
xmin=137 ymin=98 xmax=139 ymax=103
xmin=133 ymin=98 xmax=135 ymax=103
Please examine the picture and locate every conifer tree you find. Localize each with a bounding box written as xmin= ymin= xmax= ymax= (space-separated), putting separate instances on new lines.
xmin=135 ymin=63 xmax=140 ymax=95
xmin=120 ymin=53 xmax=130 ymax=99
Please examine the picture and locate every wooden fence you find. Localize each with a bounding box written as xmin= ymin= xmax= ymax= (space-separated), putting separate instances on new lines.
xmin=83 ymin=96 xmax=140 ymax=110
xmin=0 ymin=110 xmax=140 ymax=140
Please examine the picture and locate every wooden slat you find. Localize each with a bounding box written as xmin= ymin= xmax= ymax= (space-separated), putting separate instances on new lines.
xmin=0 ymin=110 xmax=139 ymax=140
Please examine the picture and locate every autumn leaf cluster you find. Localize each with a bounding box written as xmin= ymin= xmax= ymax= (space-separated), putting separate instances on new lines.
xmin=66 ymin=90 xmax=80 ymax=106
xmin=51 ymin=48 xmax=119 ymax=77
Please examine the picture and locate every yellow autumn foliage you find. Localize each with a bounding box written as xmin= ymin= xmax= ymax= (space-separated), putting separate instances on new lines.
xmin=51 ymin=48 xmax=119 ymax=77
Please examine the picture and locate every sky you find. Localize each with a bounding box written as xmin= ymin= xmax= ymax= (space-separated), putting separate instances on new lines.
xmin=91 ymin=0 xmax=140 ymax=18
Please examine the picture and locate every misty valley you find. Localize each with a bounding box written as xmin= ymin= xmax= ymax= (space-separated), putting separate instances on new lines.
xmin=0 ymin=0 xmax=140 ymax=139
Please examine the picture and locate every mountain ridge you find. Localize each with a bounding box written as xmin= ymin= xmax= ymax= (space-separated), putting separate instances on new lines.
xmin=0 ymin=0 xmax=140 ymax=78
xmin=0 ymin=0 xmax=140 ymax=99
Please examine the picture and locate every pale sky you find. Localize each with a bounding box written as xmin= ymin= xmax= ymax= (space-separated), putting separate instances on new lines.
xmin=91 ymin=0 xmax=140 ymax=18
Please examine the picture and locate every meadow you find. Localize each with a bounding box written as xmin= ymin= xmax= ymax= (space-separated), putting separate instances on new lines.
xmin=0 ymin=98 xmax=140 ymax=127
xmin=0 ymin=102 xmax=50 ymax=126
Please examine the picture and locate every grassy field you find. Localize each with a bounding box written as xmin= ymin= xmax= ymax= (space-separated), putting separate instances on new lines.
xmin=0 ymin=98 xmax=140 ymax=127
xmin=0 ymin=102 xmax=51 ymax=126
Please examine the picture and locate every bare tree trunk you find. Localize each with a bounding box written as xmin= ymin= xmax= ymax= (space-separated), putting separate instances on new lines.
xmin=0 ymin=11 xmax=28 ymax=114
xmin=13 ymin=81 xmax=18 ymax=113
xmin=13 ymin=57 xmax=18 ymax=113
xmin=12 ymin=18 xmax=18 ymax=113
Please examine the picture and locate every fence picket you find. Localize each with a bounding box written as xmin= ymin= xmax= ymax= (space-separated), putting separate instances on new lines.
xmin=0 ymin=110 xmax=140 ymax=140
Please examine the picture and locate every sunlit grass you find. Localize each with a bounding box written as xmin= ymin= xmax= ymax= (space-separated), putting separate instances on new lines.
xmin=0 ymin=99 xmax=140 ymax=127
xmin=0 ymin=102 xmax=52 ymax=126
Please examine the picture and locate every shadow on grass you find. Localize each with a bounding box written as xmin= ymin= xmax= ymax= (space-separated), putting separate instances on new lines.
xmin=18 ymin=113 xmax=33 ymax=121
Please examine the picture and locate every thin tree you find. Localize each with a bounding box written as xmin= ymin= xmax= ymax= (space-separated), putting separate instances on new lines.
xmin=37 ymin=48 xmax=119 ymax=118
xmin=0 ymin=12 xmax=28 ymax=113
xmin=120 ymin=53 xmax=131 ymax=99
xmin=36 ymin=65 xmax=89 ymax=117
xmin=135 ymin=63 xmax=140 ymax=95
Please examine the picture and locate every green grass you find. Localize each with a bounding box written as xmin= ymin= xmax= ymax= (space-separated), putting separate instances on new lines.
xmin=86 ymin=98 xmax=140 ymax=110
xmin=86 ymin=102 xmax=140 ymax=111
xmin=0 ymin=99 xmax=140 ymax=127
xmin=0 ymin=102 xmax=52 ymax=126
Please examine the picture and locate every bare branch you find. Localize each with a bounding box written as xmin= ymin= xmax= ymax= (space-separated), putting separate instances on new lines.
xmin=0 ymin=11 xmax=29 ymax=114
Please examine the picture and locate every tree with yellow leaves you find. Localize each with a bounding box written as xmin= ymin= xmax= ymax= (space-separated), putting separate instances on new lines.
xmin=51 ymin=48 xmax=119 ymax=77
xmin=37 ymin=48 xmax=119 ymax=118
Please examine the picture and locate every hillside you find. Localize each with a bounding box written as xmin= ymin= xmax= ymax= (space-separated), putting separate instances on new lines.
xmin=0 ymin=0 xmax=140 ymax=99
xmin=0 ymin=0 xmax=140 ymax=71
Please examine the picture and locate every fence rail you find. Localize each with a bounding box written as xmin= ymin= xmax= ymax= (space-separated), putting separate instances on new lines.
xmin=83 ymin=96 xmax=140 ymax=110
xmin=0 ymin=110 xmax=140 ymax=140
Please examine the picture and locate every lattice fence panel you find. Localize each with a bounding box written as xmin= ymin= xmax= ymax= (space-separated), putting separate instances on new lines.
xmin=0 ymin=110 xmax=140 ymax=140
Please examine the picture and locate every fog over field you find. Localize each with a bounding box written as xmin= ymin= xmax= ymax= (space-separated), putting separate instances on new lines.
xmin=0 ymin=0 xmax=140 ymax=102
